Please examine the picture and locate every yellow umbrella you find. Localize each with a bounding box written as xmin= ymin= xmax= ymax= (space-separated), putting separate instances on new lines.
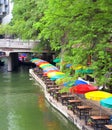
xmin=47 ymin=72 xmax=65 ymax=78
xmin=71 ymin=64 xmax=86 ymax=70
xmin=85 ymin=91 xmax=112 ymax=101
xmin=39 ymin=63 xmax=52 ymax=68
xmin=85 ymin=91 xmax=112 ymax=115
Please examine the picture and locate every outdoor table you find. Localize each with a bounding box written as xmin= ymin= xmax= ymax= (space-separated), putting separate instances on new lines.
xmin=56 ymin=92 xmax=68 ymax=101
xmin=46 ymin=84 xmax=58 ymax=89
xmin=45 ymin=78 xmax=53 ymax=82
xmin=90 ymin=115 xmax=110 ymax=130
xmin=104 ymin=125 xmax=112 ymax=130
xmin=76 ymin=105 xmax=92 ymax=120
xmin=45 ymin=81 xmax=54 ymax=85
xmin=45 ymin=80 xmax=54 ymax=84
xmin=37 ymin=72 xmax=43 ymax=77
xmin=60 ymin=94 xmax=75 ymax=105
xmin=48 ymin=87 xmax=61 ymax=96
xmin=67 ymin=99 xmax=82 ymax=110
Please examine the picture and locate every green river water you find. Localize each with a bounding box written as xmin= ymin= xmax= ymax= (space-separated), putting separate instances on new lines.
xmin=0 ymin=61 xmax=79 ymax=130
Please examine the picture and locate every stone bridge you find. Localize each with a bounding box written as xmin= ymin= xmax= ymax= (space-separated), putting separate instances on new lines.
xmin=0 ymin=39 xmax=40 ymax=71
xmin=0 ymin=39 xmax=40 ymax=56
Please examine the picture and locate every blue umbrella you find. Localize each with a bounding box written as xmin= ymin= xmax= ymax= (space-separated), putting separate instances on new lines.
xmin=66 ymin=64 xmax=72 ymax=68
xmin=43 ymin=67 xmax=59 ymax=72
xmin=73 ymin=79 xmax=88 ymax=86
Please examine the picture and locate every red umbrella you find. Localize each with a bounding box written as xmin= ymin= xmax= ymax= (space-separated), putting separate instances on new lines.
xmin=70 ymin=84 xmax=98 ymax=94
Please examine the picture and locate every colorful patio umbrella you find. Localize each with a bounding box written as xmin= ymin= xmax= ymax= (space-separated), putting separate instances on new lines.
xmin=53 ymin=58 xmax=61 ymax=63
xmin=43 ymin=67 xmax=59 ymax=72
xmin=39 ymin=63 xmax=53 ymax=68
xmin=50 ymin=75 xmax=65 ymax=81
xmin=41 ymin=66 xmax=55 ymax=70
xmin=31 ymin=59 xmax=41 ymax=63
xmin=100 ymin=97 xmax=112 ymax=109
xmin=71 ymin=64 xmax=86 ymax=70
xmin=85 ymin=91 xmax=112 ymax=101
xmin=31 ymin=59 xmax=46 ymax=65
xmin=66 ymin=64 xmax=72 ymax=68
xmin=47 ymin=71 xmax=65 ymax=78
xmin=37 ymin=61 xmax=49 ymax=66
xmin=70 ymin=84 xmax=98 ymax=94
xmin=43 ymin=70 xmax=59 ymax=76
xmin=73 ymin=79 xmax=88 ymax=86
xmin=30 ymin=58 xmax=39 ymax=62
xmin=85 ymin=91 xmax=112 ymax=115
xmin=75 ymin=69 xmax=94 ymax=74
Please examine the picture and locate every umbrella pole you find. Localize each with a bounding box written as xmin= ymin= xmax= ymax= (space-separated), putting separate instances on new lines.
xmin=99 ymin=104 xmax=102 ymax=116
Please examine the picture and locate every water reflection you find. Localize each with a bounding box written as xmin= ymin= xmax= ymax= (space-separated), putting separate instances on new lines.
xmin=38 ymin=94 xmax=46 ymax=112
xmin=0 ymin=63 xmax=79 ymax=130
xmin=7 ymin=111 xmax=21 ymax=130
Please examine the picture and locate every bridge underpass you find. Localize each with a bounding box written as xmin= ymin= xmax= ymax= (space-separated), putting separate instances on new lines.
xmin=0 ymin=39 xmax=55 ymax=71
xmin=0 ymin=39 xmax=38 ymax=71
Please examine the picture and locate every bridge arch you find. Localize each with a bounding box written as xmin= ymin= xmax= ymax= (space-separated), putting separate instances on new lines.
xmin=0 ymin=39 xmax=56 ymax=71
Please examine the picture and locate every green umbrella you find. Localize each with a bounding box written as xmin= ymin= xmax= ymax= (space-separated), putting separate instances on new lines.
xmin=75 ymin=69 xmax=94 ymax=74
xmin=53 ymin=58 xmax=61 ymax=63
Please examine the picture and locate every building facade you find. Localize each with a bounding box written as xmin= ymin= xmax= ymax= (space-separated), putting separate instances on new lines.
xmin=2 ymin=0 xmax=13 ymax=24
xmin=0 ymin=0 xmax=9 ymax=24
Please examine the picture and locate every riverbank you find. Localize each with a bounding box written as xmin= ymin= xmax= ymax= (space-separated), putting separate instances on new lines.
xmin=29 ymin=68 xmax=97 ymax=130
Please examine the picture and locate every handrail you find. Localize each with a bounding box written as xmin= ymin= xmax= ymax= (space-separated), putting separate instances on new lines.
xmin=0 ymin=39 xmax=39 ymax=49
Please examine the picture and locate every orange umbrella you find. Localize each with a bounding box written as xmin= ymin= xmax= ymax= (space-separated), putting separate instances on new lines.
xmin=36 ymin=61 xmax=49 ymax=66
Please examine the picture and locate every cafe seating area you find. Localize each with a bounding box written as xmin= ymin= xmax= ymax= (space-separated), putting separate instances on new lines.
xmin=34 ymin=68 xmax=111 ymax=130
xmin=32 ymin=59 xmax=112 ymax=130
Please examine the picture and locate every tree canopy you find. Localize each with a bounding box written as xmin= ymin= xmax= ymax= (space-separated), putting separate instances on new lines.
xmin=1 ymin=0 xmax=112 ymax=90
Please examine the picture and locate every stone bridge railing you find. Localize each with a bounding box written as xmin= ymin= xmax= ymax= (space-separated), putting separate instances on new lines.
xmin=0 ymin=39 xmax=40 ymax=49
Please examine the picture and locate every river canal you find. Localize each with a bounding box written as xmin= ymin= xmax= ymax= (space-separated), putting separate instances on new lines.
xmin=0 ymin=60 xmax=79 ymax=130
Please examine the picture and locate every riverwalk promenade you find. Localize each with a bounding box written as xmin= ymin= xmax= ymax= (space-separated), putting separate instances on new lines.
xmin=29 ymin=68 xmax=112 ymax=130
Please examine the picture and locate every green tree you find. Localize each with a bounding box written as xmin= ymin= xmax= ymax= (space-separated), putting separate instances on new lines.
xmin=2 ymin=0 xmax=112 ymax=91
xmin=35 ymin=0 xmax=112 ymax=90
xmin=11 ymin=0 xmax=48 ymax=39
